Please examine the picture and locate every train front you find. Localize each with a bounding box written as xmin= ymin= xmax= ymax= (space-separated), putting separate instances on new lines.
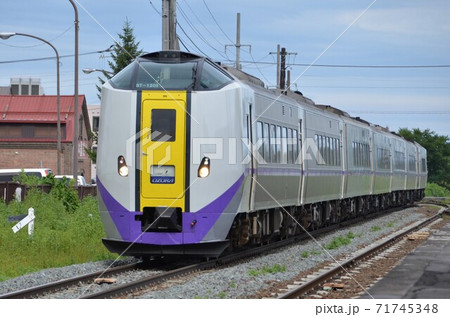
xmin=97 ymin=51 xmax=247 ymax=258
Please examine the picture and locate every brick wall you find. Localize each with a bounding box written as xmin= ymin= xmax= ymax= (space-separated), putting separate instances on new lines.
xmin=0 ymin=142 xmax=92 ymax=183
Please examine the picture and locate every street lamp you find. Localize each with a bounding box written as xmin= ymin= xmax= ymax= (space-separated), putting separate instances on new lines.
xmin=0 ymin=32 xmax=62 ymax=175
xmin=82 ymin=68 xmax=114 ymax=76
xmin=69 ymin=0 xmax=79 ymax=180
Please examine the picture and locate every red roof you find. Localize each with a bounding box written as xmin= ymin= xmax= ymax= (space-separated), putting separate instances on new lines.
xmin=0 ymin=95 xmax=87 ymax=142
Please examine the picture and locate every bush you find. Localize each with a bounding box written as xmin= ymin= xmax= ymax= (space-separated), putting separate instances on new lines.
xmin=425 ymin=183 xmax=450 ymax=197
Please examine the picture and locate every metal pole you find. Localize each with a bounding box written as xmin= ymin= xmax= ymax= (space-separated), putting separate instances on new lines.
xmin=162 ymin=0 xmax=169 ymax=50
xmin=236 ymin=13 xmax=241 ymax=70
xmin=69 ymin=0 xmax=79 ymax=180
xmin=276 ymin=44 xmax=280 ymax=89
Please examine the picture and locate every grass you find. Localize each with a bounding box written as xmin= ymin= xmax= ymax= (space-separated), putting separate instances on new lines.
xmin=0 ymin=189 xmax=114 ymax=281
xmin=324 ymin=231 xmax=356 ymax=250
xmin=370 ymin=226 xmax=381 ymax=232
xmin=248 ymin=264 xmax=286 ymax=276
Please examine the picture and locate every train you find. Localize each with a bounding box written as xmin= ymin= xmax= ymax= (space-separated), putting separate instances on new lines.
xmin=96 ymin=51 xmax=427 ymax=259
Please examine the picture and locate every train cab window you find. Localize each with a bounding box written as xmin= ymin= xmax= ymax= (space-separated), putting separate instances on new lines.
xmin=110 ymin=62 xmax=135 ymax=90
xmin=421 ymin=158 xmax=426 ymax=172
xmin=151 ymin=109 xmax=176 ymax=141
xmin=136 ymin=61 xmax=196 ymax=90
xmin=199 ymin=61 xmax=233 ymax=89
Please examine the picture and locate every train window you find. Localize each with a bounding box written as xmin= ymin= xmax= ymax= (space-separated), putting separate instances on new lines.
xmin=377 ymin=148 xmax=390 ymax=170
xmin=199 ymin=61 xmax=233 ymax=89
xmin=281 ymin=127 xmax=287 ymax=164
xmin=293 ymin=130 xmax=299 ymax=164
xmin=110 ymin=62 xmax=135 ymax=90
xmin=287 ymin=128 xmax=293 ymax=164
xmin=408 ymin=155 xmax=416 ymax=171
xmin=276 ymin=126 xmax=282 ymax=163
xmin=257 ymin=121 xmax=264 ymax=161
xmin=151 ymin=109 xmax=176 ymax=141
xmin=136 ymin=61 xmax=196 ymax=90
xmin=421 ymin=158 xmax=426 ymax=172
xmin=264 ymin=123 xmax=270 ymax=162
xmin=394 ymin=151 xmax=405 ymax=170
xmin=270 ymin=124 xmax=277 ymax=163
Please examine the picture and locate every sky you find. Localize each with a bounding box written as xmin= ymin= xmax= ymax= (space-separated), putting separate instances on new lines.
xmin=1 ymin=0 xmax=449 ymax=137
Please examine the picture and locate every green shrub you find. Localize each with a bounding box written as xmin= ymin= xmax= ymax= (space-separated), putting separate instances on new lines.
xmin=425 ymin=183 xmax=450 ymax=197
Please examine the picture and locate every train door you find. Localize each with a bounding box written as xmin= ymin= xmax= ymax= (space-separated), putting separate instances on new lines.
xmin=140 ymin=91 xmax=187 ymax=211
xmin=248 ymin=103 xmax=255 ymax=211
xmin=297 ymin=118 xmax=303 ymax=205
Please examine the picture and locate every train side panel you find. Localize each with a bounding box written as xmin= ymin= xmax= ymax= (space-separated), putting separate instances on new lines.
xmin=303 ymin=111 xmax=343 ymax=204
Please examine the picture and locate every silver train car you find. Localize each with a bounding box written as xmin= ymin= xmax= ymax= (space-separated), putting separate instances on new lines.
xmin=97 ymin=51 xmax=427 ymax=258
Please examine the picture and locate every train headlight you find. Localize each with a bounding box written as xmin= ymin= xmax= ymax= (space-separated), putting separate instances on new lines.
xmin=197 ymin=157 xmax=210 ymax=178
xmin=118 ymin=155 xmax=129 ymax=177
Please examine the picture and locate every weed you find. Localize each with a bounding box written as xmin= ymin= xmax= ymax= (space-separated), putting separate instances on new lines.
xmin=325 ymin=231 xmax=356 ymax=250
xmin=370 ymin=226 xmax=381 ymax=232
xmin=301 ymin=251 xmax=309 ymax=258
xmin=249 ymin=264 xmax=286 ymax=276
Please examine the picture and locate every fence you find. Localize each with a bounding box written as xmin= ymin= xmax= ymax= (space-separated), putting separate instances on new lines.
xmin=0 ymin=182 xmax=97 ymax=204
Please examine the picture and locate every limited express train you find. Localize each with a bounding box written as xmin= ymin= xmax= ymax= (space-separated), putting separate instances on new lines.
xmin=97 ymin=51 xmax=427 ymax=258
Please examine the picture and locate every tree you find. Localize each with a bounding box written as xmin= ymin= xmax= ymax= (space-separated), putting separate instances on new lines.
xmin=88 ymin=19 xmax=143 ymax=163
xmin=96 ymin=18 xmax=143 ymax=99
xmin=398 ymin=128 xmax=450 ymax=189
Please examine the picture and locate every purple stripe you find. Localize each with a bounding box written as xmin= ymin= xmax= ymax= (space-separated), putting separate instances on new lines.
xmin=97 ymin=175 xmax=244 ymax=245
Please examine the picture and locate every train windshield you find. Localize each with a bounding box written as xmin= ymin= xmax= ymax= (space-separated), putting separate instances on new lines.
xmin=110 ymin=54 xmax=233 ymax=91
xmin=136 ymin=61 xmax=196 ymax=90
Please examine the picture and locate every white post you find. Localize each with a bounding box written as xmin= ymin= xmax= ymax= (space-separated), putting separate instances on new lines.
xmin=12 ymin=207 xmax=35 ymax=236
xmin=28 ymin=208 xmax=35 ymax=236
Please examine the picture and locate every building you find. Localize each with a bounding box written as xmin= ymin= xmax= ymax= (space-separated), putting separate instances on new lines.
xmin=0 ymin=94 xmax=92 ymax=181
xmin=0 ymin=77 xmax=45 ymax=96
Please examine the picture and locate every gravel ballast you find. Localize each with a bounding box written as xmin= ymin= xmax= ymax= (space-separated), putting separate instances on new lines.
xmin=0 ymin=206 xmax=432 ymax=298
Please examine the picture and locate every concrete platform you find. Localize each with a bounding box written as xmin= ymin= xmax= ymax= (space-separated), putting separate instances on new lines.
xmin=360 ymin=221 xmax=450 ymax=299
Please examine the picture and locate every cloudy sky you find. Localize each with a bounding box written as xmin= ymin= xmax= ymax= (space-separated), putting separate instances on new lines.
xmin=1 ymin=0 xmax=449 ymax=136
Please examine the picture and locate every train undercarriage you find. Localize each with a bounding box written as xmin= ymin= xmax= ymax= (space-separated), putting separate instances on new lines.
xmin=228 ymin=189 xmax=425 ymax=250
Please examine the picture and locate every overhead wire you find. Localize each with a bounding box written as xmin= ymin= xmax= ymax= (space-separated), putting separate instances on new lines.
xmin=176 ymin=2 xmax=227 ymax=59
xmin=201 ymin=0 xmax=234 ymax=44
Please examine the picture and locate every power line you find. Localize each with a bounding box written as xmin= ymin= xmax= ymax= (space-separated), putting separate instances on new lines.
xmin=226 ymin=59 xmax=450 ymax=69
xmin=202 ymin=0 xmax=234 ymax=44
xmin=0 ymin=47 xmax=112 ymax=64
xmin=177 ymin=3 xmax=227 ymax=59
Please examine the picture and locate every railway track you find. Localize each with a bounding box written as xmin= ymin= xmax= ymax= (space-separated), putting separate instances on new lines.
xmin=276 ymin=206 xmax=448 ymax=299
xmin=0 ymin=261 xmax=142 ymax=299
xmin=1 ymin=204 xmax=444 ymax=299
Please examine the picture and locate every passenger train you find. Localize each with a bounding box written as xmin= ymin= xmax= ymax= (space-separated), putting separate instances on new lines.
xmin=96 ymin=51 xmax=427 ymax=258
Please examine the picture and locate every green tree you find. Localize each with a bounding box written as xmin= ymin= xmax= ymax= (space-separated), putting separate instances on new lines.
xmin=96 ymin=18 xmax=143 ymax=98
xmin=398 ymin=128 xmax=450 ymax=189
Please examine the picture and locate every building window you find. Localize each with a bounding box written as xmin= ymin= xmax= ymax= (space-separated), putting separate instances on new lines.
xmin=92 ymin=116 xmax=100 ymax=132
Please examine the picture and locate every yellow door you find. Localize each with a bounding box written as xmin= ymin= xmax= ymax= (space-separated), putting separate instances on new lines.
xmin=140 ymin=91 xmax=186 ymax=211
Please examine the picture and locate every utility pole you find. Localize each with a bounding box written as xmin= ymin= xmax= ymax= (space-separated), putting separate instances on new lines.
xmin=270 ymin=45 xmax=297 ymax=91
xmin=225 ymin=13 xmax=251 ymax=70
xmin=162 ymin=0 xmax=179 ymax=50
